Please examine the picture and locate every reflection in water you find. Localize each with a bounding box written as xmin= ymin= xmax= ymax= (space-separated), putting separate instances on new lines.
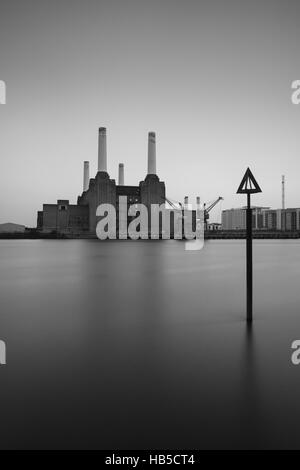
xmin=238 ymin=323 xmax=262 ymax=448
xmin=1 ymin=239 xmax=300 ymax=449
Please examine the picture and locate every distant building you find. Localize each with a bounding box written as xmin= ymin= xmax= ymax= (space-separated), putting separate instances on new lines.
xmin=37 ymin=200 xmax=89 ymax=234
xmin=0 ymin=223 xmax=25 ymax=233
xmin=222 ymin=208 xmax=245 ymax=230
xmin=263 ymin=208 xmax=300 ymax=231
xmin=207 ymin=223 xmax=222 ymax=231
xmin=262 ymin=209 xmax=282 ymax=230
xmin=221 ymin=207 xmax=268 ymax=230
xmin=222 ymin=207 xmax=300 ymax=231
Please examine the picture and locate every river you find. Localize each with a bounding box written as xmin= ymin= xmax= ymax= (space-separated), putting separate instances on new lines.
xmin=0 ymin=239 xmax=300 ymax=449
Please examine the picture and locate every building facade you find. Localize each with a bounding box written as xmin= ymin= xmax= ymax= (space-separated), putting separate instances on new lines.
xmin=221 ymin=207 xmax=268 ymax=230
xmin=222 ymin=207 xmax=300 ymax=231
xmin=263 ymin=208 xmax=300 ymax=231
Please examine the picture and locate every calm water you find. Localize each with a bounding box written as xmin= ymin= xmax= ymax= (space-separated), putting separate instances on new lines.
xmin=1 ymin=239 xmax=300 ymax=449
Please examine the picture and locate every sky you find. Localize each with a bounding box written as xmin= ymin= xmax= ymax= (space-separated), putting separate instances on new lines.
xmin=1 ymin=0 xmax=300 ymax=226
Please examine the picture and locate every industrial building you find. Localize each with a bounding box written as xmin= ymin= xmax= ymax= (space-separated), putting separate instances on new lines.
xmin=263 ymin=208 xmax=300 ymax=231
xmin=222 ymin=207 xmax=300 ymax=231
xmin=221 ymin=207 xmax=269 ymax=230
xmin=37 ymin=128 xmax=167 ymax=237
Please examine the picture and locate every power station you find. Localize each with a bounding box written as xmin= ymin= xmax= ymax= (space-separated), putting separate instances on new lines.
xmin=37 ymin=128 xmax=166 ymax=237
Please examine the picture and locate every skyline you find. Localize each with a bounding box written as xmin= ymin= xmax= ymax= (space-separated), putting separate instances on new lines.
xmin=1 ymin=0 xmax=300 ymax=226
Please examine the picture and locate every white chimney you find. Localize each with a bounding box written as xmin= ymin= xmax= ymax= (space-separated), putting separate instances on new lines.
xmin=147 ymin=131 xmax=156 ymax=175
xmin=184 ymin=196 xmax=189 ymax=210
xmin=98 ymin=127 xmax=107 ymax=172
xmin=118 ymin=163 xmax=124 ymax=185
xmin=83 ymin=161 xmax=89 ymax=192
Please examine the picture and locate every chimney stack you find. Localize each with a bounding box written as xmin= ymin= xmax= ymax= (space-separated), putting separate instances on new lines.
xmin=184 ymin=196 xmax=189 ymax=210
xmin=282 ymin=175 xmax=285 ymax=210
xmin=118 ymin=163 xmax=124 ymax=185
xmin=147 ymin=131 xmax=156 ymax=175
xmin=98 ymin=127 xmax=107 ymax=172
xmin=196 ymin=196 xmax=200 ymax=206
xmin=83 ymin=161 xmax=89 ymax=192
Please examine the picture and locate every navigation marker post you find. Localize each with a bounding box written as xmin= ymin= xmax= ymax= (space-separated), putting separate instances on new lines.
xmin=237 ymin=168 xmax=262 ymax=322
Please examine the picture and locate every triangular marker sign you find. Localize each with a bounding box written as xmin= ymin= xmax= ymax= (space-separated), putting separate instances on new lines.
xmin=236 ymin=167 xmax=262 ymax=194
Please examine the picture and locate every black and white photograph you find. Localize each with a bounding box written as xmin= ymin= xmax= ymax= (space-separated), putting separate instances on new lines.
xmin=1 ymin=0 xmax=300 ymax=456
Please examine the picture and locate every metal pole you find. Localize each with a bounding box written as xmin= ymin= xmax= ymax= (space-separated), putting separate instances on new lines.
xmin=246 ymin=193 xmax=253 ymax=322
xmin=282 ymin=175 xmax=285 ymax=210
xmin=237 ymin=167 xmax=261 ymax=322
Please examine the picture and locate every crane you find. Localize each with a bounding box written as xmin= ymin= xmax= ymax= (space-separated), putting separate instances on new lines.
xmin=162 ymin=195 xmax=223 ymax=230
xmin=162 ymin=196 xmax=183 ymax=210
xmin=203 ymin=196 xmax=224 ymax=229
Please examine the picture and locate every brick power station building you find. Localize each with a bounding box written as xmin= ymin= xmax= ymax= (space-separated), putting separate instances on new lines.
xmin=37 ymin=128 xmax=167 ymax=237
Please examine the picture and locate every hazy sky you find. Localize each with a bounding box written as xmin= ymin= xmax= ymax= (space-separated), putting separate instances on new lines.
xmin=1 ymin=0 xmax=300 ymax=226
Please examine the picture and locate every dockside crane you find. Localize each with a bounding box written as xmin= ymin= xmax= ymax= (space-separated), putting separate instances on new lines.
xmin=162 ymin=195 xmax=223 ymax=230
xmin=203 ymin=196 xmax=224 ymax=229
xmin=162 ymin=197 xmax=183 ymax=210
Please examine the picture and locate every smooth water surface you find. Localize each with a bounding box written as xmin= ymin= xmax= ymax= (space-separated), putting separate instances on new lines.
xmin=0 ymin=239 xmax=300 ymax=449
